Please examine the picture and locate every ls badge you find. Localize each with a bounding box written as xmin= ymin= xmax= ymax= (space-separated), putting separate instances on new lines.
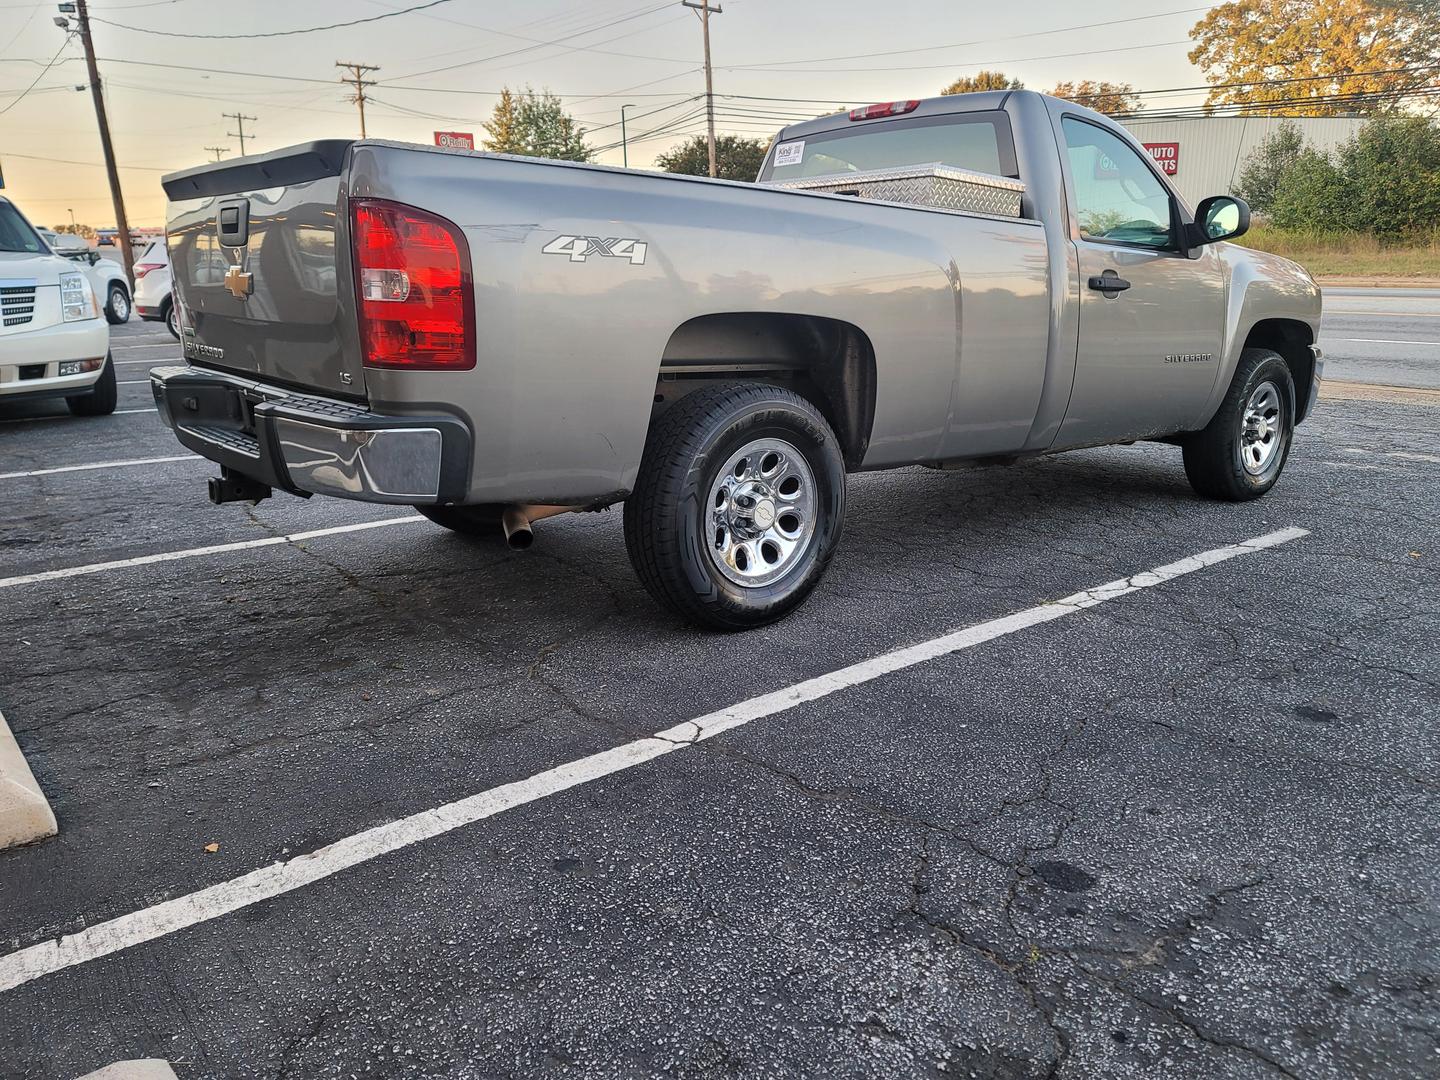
xmin=542 ymin=235 xmax=648 ymax=265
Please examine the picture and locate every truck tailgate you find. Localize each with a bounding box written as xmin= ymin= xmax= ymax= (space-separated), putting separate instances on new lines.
xmin=162 ymin=141 xmax=363 ymax=400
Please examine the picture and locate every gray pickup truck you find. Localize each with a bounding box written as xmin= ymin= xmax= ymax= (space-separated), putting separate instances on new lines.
xmin=152 ymin=89 xmax=1322 ymax=629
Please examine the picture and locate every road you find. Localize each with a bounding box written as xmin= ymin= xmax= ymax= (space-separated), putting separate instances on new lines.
xmin=1321 ymin=286 xmax=1440 ymax=389
xmin=0 ymin=320 xmax=1436 ymax=1079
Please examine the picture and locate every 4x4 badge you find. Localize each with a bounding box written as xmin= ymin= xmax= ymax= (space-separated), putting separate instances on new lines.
xmin=542 ymin=235 xmax=647 ymax=265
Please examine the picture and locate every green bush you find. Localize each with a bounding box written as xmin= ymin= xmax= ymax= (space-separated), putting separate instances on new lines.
xmin=1246 ymin=116 xmax=1440 ymax=239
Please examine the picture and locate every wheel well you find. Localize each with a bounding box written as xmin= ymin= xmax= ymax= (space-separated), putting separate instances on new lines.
xmin=655 ymin=313 xmax=877 ymax=468
xmin=110 ymin=278 xmax=129 ymax=296
xmin=1243 ymin=319 xmax=1315 ymax=421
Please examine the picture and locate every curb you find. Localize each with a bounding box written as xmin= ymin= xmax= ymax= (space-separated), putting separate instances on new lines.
xmin=1323 ymin=380 xmax=1440 ymax=407
xmin=1316 ymin=276 xmax=1440 ymax=289
xmin=0 ymin=708 xmax=57 ymax=850
xmin=76 ymin=1062 xmax=179 ymax=1080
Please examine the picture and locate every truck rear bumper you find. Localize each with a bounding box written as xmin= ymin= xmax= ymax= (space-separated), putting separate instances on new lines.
xmin=149 ymin=364 xmax=471 ymax=504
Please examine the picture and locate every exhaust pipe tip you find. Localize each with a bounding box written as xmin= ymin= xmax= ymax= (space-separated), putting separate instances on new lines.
xmin=501 ymin=507 xmax=534 ymax=550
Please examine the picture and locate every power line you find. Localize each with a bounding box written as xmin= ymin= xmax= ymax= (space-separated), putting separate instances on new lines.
xmin=89 ymin=0 xmax=457 ymax=39
xmin=726 ymin=38 xmax=1192 ymax=74
xmin=728 ymin=6 xmax=1213 ymax=69
xmin=388 ymin=3 xmax=676 ymax=82
xmin=0 ymin=37 xmax=67 ymax=116
xmin=204 ymin=146 xmax=229 ymax=162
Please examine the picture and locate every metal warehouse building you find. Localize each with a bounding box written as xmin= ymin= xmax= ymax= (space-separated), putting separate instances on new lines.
xmin=1115 ymin=115 xmax=1366 ymax=206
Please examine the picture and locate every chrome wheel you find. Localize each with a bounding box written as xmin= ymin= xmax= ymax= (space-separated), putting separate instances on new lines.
xmin=706 ymin=436 xmax=817 ymax=588
xmin=109 ymin=287 xmax=129 ymax=322
xmin=165 ymin=303 xmax=180 ymax=339
xmin=1240 ymin=380 xmax=1283 ymax=475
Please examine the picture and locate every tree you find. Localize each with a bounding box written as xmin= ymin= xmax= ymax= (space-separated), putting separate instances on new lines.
xmin=1235 ymin=122 xmax=1307 ymax=212
xmin=1264 ymin=117 xmax=1440 ymax=236
xmin=941 ymin=71 xmax=1023 ymax=96
xmin=51 ymin=223 xmax=98 ymax=241
xmin=482 ymin=88 xmax=522 ymax=152
xmin=656 ymin=135 xmax=768 ymax=181
xmin=1048 ymin=80 xmax=1140 ymax=114
xmin=1188 ymin=0 xmax=1440 ymax=116
xmin=1335 ymin=115 xmax=1440 ymax=235
xmin=1269 ymin=148 xmax=1351 ymax=230
xmin=482 ymin=86 xmax=591 ymax=162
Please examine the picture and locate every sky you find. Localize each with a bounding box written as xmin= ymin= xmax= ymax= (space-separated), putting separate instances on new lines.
xmin=0 ymin=0 xmax=1220 ymax=228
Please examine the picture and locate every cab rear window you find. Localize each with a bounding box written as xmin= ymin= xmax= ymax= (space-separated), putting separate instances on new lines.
xmin=760 ymin=112 xmax=1018 ymax=181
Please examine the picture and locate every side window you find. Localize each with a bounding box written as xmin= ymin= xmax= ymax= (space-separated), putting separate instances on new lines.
xmin=1061 ymin=117 xmax=1174 ymax=249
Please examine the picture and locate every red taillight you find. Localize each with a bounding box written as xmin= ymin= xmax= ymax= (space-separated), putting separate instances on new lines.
xmin=133 ymin=262 xmax=164 ymax=279
xmin=350 ymin=198 xmax=474 ymax=370
xmin=848 ymin=100 xmax=921 ymax=121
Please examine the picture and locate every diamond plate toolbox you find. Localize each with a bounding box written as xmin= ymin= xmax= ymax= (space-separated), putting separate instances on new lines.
xmin=763 ymin=162 xmax=1025 ymax=218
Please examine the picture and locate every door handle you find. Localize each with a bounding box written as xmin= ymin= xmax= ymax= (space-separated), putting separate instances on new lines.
xmin=1088 ymin=272 xmax=1131 ymax=294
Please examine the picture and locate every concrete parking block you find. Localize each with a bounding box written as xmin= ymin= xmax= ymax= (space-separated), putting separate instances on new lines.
xmin=0 ymin=709 xmax=57 ymax=850
xmin=75 ymin=1061 xmax=178 ymax=1080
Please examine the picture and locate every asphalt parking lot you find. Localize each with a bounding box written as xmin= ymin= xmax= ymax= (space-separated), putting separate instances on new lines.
xmin=1 ymin=308 xmax=1437 ymax=1079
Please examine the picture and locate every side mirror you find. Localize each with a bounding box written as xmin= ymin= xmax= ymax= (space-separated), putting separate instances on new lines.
xmin=1189 ymin=195 xmax=1250 ymax=246
xmin=87 ymin=251 xmax=100 ymax=265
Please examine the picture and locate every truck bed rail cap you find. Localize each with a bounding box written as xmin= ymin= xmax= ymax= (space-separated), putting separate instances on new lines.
xmin=162 ymin=140 xmax=354 ymax=200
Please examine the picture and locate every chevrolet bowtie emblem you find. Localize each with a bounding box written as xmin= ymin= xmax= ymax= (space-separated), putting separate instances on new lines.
xmin=223 ymin=263 xmax=253 ymax=301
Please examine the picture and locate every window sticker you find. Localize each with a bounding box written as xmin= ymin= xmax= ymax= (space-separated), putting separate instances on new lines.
xmin=773 ymin=140 xmax=805 ymax=167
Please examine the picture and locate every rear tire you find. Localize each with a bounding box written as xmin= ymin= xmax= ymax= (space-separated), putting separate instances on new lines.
xmin=417 ymin=503 xmax=507 ymax=538
xmin=1182 ymin=348 xmax=1295 ymax=501
xmin=164 ymin=300 xmax=180 ymax=340
xmin=104 ymin=284 xmax=130 ymax=324
xmin=624 ymin=383 xmax=846 ymax=631
xmin=65 ymin=354 xmax=118 ymax=417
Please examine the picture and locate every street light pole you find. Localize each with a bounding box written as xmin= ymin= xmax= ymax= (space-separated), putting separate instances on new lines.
xmin=620 ymin=103 xmax=637 ymax=168
xmin=67 ymin=208 xmax=76 ymax=230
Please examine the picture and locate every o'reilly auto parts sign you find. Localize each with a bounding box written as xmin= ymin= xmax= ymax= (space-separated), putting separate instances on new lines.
xmin=1144 ymin=142 xmax=1180 ymax=175
xmin=434 ymin=131 xmax=476 ymax=150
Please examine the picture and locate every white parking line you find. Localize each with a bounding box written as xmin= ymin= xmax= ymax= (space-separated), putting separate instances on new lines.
xmin=0 ymin=515 xmax=425 ymax=590
xmin=116 ymin=359 xmax=170 ymax=367
xmin=0 ymin=455 xmax=197 ymax=481
xmin=1327 ymin=310 xmax=1440 ymax=318
xmin=0 ymin=407 xmax=154 ymax=425
xmin=1341 ymin=447 xmax=1440 ymax=464
xmin=0 ymin=525 xmax=1308 ymax=994
xmin=118 ymin=380 xmax=151 ymax=386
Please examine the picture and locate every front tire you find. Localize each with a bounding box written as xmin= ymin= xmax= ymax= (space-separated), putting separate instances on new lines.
xmin=624 ymin=383 xmax=846 ymax=631
xmin=104 ymin=284 xmax=130 ymax=324
xmin=65 ymin=354 xmax=118 ymax=417
xmin=1182 ymin=348 xmax=1295 ymax=501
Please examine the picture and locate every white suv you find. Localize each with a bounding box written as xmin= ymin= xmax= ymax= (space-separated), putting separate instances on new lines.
xmin=0 ymin=197 xmax=114 ymax=416
xmin=132 ymin=240 xmax=178 ymax=339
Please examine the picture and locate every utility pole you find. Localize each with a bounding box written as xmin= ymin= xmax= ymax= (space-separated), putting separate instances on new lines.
xmin=336 ymin=61 xmax=379 ymax=138
xmin=681 ymin=0 xmax=721 ymax=177
xmin=223 ymin=113 xmax=256 ymax=156
xmin=68 ymin=0 xmax=136 ymax=287
xmin=205 ymin=146 xmax=230 ymax=162
xmin=620 ymin=103 xmax=636 ymax=168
